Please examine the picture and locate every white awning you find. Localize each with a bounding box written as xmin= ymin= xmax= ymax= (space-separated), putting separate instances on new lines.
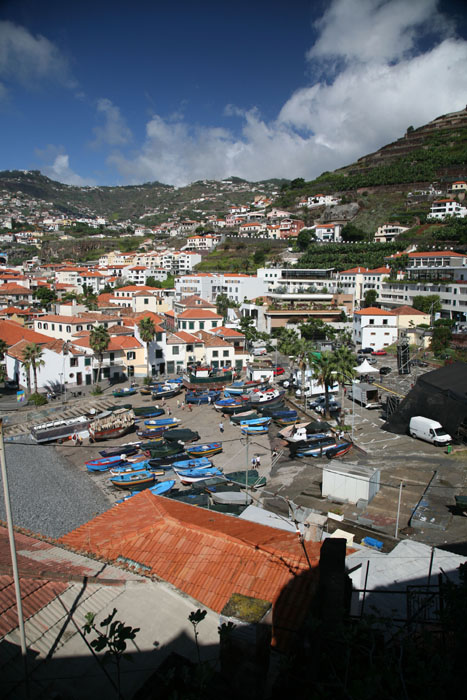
xmin=354 ymin=359 xmax=379 ymax=374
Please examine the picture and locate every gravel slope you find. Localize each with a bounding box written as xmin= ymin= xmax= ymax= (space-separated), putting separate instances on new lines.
xmin=0 ymin=441 xmax=110 ymax=538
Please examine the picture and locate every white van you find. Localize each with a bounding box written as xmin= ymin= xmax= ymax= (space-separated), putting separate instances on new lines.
xmin=409 ymin=416 xmax=452 ymax=446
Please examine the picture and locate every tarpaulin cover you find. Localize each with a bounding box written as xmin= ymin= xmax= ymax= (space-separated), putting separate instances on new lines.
xmin=382 ymin=362 xmax=467 ymax=435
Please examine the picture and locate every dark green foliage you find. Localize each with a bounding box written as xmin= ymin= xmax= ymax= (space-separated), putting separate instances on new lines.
xmin=363 ymin=289 xmax=378 ymax=307
xmin=297 ymin=228 xmax=314 ymax=250
xmin=28 ymin=392 xmax=47 ymax=406
xmin=33 ymin=287 xmax=57 ymax=306
xmin=412 ymin=294 xmax=441 ymax=314
xmin=299 ymin=242 xmax=400 ymax=271
xmin=431 ymin=324 xmax=452 ymax=355
xmin=341 ymin=223 xmax=367 ymax=242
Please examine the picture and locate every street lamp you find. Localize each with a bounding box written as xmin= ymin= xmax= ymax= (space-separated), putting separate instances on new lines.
xmin=333 ymin=370 xmax=356 ymax=442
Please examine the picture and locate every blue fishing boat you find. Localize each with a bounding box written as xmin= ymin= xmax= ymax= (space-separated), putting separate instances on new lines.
xmin=176 ymin=467 xmax=224 ymax=484
xmin=270 ymin=409 xmax=297 ymax=419
xmin=148 ymin=452 xmax=189 ymax=467
xmin=249 ymin=388 xmax=285 ymax=406
xmin=239 ymin=417 xmax=271 ymax=427
xmin=149 ymin=479 xmax=176 ymax=496
xmin=185 ymin=390 xmax=220 ymax=404
xmin=112 ymin=387 xmax=137 ymax=398
xmin=223 ymin=380 xmax=267 ymax=396
xmin=171 ymin=457 xmax=213 ymax=471
xmin=325 ymin=442 xmax=353 ymax=459
xmin=109 ymin=461 xmax=150 ymax=475
xmin=241 ymin=425 xmax=269 ymax=435
xmin=144 ymin=417 xmax=181 ymax=427
xmin=166 ymin=377 xmax=183 ymax=384
xmin=213 ymin=397 xmax=251 ymax=414
xmin=185 ymin=442 xmax=223 ymax=457
xmin=136 ymin=426 xmax=168 ymax=439
xmin=109 ymin=470 xmax=156 ymax=489
xmin=86 ymin=454 xmax=126 ymax=469
xmin=151 ymin=384 xmax=182 ymax=400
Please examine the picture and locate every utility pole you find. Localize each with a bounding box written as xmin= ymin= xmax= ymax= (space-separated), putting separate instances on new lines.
xmin=0 ymin=419 xmax=29 ymax=693
xmin=245 ymin=432 xmax=249 ymax=500
xmin=395 ymin=480 xmax=404 ymax=538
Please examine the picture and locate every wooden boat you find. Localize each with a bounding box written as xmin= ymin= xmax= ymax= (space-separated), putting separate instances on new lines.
xmin=224 ymin=469 xmax=266 ymax=488
xmin=86 ymin=454 xmax=126 ymax=470
xmin=99 ymin=442 xmax=141 ymax=458
xmin=112 ymin=387 xmax=137 ymax=398
xmin=109 ymin=462 xmax=149 ymax=476
xmin=223 ymin=380 xmax=268 ymax=396
xmin=89 ymin=408 xmax=135 ymax=442
xmin=210 ymin=491 xmax=252 ymax=506
xmin=239 ymin=417 xmax=271 ymax=427
xmin=185 ymin=390 xmax=221 ymax=404
xmin=249 ymin=388 xmax=285 ymax=406
xmin=241 ymin=425 xmax=269 ymax=435
xmin=172 ymin=457 xmax=213 ymax=471
xmin=260 ymin=403 xmax=286 ymax=416
xmin=290 ymin=436 xmax=337 ymax=458
xmin=176 ymin=467 xmax=224 ymax=485
xmin=149 ymin=479 xmax=176 ymax=496
xmin=30 ymin=415 xmax=89 ymax=444
xmin=144 ymin=417 xmax=181 ymax=427
xmin=136 ymin=427 xmax=168 ymax=439
xmin=280 ymin=422 xmax=331 ymax=442
xmin=148 ymin=452 xmax=189 ymax=467
xmin=214 ymin=397 xmax=252 ymax=414
xmin=163 ymin=429 xmax=200 ymax=444
xmin=185 ymin=442 xmax=223 ymax=457
xmin=326 ymin=442 xmax=353 ymax=459
xmin=455 ymin=495 xmax=467 ymax=510
xmin=133 ymin=406 xmax=165 ymax=417
xmin=109 ymin=470 xmax=156 ymax=489
xmin=145 ymin=442 xmax=185 ymax=458
xmin=275 ymin=416 xmax=299 ymax=427
xmin=151 ymin=385 xmax=182 ymax=400
xmin=230 ymin=411 xmax=261 ymax=424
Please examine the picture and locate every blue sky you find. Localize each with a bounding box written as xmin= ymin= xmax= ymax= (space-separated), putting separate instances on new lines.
xmin=1 ymin=0 xmax=467 ymax=187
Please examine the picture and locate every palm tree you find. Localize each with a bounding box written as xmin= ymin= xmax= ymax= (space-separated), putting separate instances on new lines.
xmin=22 ymin=358 xmax=32 ymax=394
xmin=138 ymin=316 xmax=156 ymax=378
xmin=309 ymin=351 xmax=338 ymax=418
xmin=22 ymin=343 xmax=45 ymax=394
xmin=333 ymin=346 xmax=357 ymax=414
xmin=0 ymin=339 xmax=8 ymax=361
xmin=89 ymin=325 xmax=110 ymax=383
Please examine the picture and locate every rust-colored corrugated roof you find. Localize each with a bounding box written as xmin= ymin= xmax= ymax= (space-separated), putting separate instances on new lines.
xmin=354 ymin=307 xmax=395 ymax=316
xmin=60 ymin=491 xmax=322 ymax=649
xmin=178 ymin=309 xmax=222 ymax=320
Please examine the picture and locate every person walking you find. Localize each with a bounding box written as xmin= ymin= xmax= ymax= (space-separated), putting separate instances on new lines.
xmin=251 ymin=456 xmax=257 ymax=469
xmin=219 ymin=421 xmax=224 ymax=434
xmin=177 ymin=399 xmax=180 ymax=409
xmin=255 ymin=455 xmax=261 ymax=467
xmin=188 ymin=402 xmax=193 ymax=412
xmin=167 ymin=406 xmax=172 ymax=416
xmin=181 ymin=402 xmax=185 ymax=411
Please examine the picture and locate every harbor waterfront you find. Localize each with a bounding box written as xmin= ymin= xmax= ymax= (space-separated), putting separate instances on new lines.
xmin=2 ymin=357 xmax=467 ymax=549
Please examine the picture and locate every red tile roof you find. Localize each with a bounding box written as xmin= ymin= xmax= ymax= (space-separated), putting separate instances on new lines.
xmin=178 ymin=309 xmax=222 ymax=320
xmin=72 ymin=335 xmax=142 ymax=351
xmin=391 ymin=305 xmax=428 ymax=315
xmin=0 ymin=319 xmax=51 ymax=346
xmin=60 ymin=491 xmax=322 ymax=649
xmin=354 ymin=307 xmax=396 ymax=316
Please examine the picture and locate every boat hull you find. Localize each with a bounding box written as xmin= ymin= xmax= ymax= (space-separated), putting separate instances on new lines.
xmin=185 ymin=443 xmax=223 ymax=457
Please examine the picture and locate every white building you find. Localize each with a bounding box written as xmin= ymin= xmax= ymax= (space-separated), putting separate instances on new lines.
xmin=313 ymin=223 xmax=343 ymax=243
xmin=428 ymin=199 xmax=467 ymax=220
xmin=374 ymin=223 xmax=409 ymax=243
xmin=175 ymin=273 xmax=268 ymax=304
xmin=353 ymin=307 xmax=398 ymax=350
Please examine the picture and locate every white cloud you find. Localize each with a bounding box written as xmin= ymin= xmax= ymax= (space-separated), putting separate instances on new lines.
xmin=109 ymin=0 xmax=467 ymax=186
xmin=91 ymin=98 xmax=133 ymax=148
xmin=0 ymin=20 xmax=74 ymax=91
xmin=307 ymin=0 xmax=452 ymax=66
xmin=37 ymin=148 xmax=94 ymax=186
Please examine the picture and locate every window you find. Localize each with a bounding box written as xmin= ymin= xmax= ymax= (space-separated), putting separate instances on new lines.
xmin=173 ymin=346 xmax=179 ymax=355
xmin=110 ymin=352 xmax=115 ymax=361
xmin=223 ymin=350 xmax=229 ymax=357
xmin=85 ymin=357 xmax=91 ymax=366
xmin=51 ymin=324 xmax=55 ymax=330
xmin=66 ymin=326 xmax=71 ymax=333
xmin=369 ymin=319 xmax=374 ymax=325
xmin=70 ymin=358 xmax=78 ymax=367
xmin=189 ymin=321 xmax=194 ymax=330
xmin=213 ymin=350 xmax=219 ymax=357
xmin=199 ymin=321 xmax=204 ymax=330
xmin=37 ymin=322 xmax=42 ymax=328
xmin=382 ymin=319 xmax=388 ymax=325
xmin=127 ymin=351 xmax=136 ymax=360
xmin=155 ymin=349 xmax=163 ymax=359
xmin=156 ymin=332 xmax=162 ymax=341
xmin=59 ymin=325 xmax=62 ymax=331
xmin=77 ymin=325 xmax=83 ymax=331
xmin=212 ymin=322 xmax=218 ymax=328
xmin=144 ymin=298 xmax=148 ymax=304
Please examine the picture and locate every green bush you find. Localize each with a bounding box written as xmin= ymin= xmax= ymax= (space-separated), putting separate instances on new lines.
xmin=29 ymin=392 xmax=48 ymax=406
xmin=91 ymin=384 xmax=103 ymax=395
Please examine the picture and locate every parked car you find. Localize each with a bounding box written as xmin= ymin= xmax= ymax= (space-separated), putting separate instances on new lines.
xmin=316 ymin=400 xmax=341 ymax=415
xmin=367 ymin=357 xmax=378 ymax=365
xmin=273 ymin=366 xmax=285 ymax=376
xmin=361 ymin=347 xmax=373 ymax=354
xmin=308 ymin=395 xmax=326 ymax=409
xmin=379 ymin=366 xmax=392 ymax=375
xmin=410 ymin=358 xmax=428 ymax=367
xmin=371 ymin=350 xmax=387 ymax=356
xmin=252 ymin=347 xmax=267 ymax=356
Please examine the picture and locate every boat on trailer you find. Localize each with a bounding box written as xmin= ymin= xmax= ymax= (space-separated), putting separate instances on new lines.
xmin=89 ymin=408 xmax=135 ymax=442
